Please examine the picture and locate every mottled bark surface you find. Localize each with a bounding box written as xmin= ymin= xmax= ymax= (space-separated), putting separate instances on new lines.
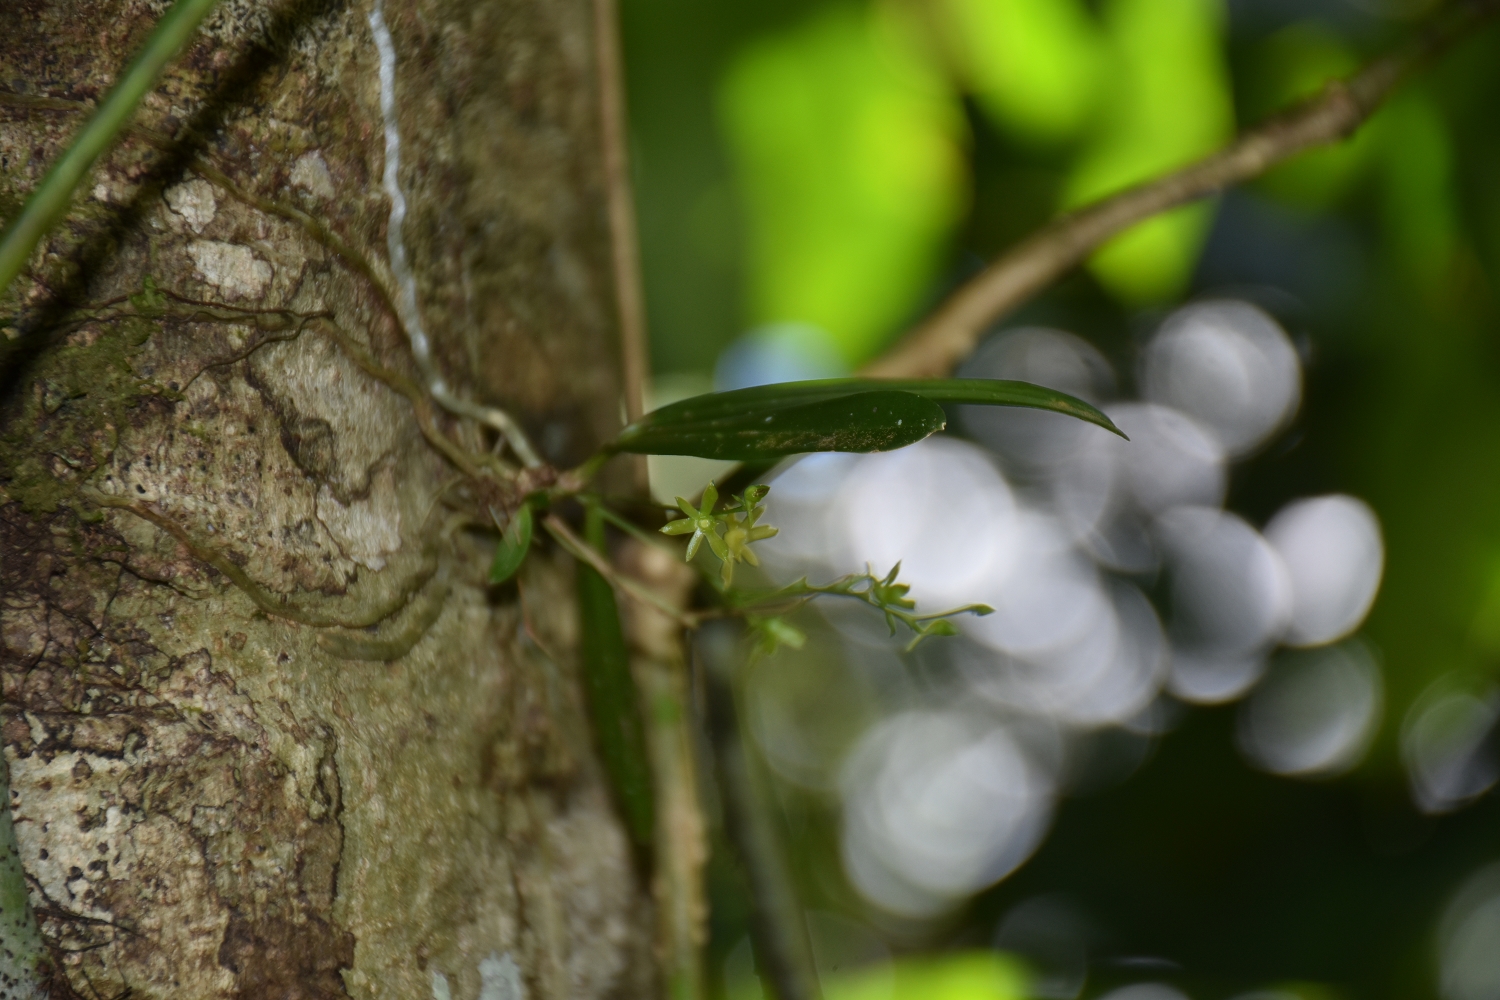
xmin=0 ymin=0 xmax=653 ymax=996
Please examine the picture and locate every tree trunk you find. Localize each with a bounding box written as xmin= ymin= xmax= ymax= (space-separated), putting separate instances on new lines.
xmin=0 ymin=0 xmax=657 ymax=996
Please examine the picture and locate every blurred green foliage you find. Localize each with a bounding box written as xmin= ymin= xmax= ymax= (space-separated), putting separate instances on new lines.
xmin=621 ymin=0 xmax=1500 ymax=997
xmin=1244 ymin=23 xmax=1367 ymax=207
xmin=726 ymin=946 xmax=1029 ymax=1000
xmin=938 ymin=0 xmax=1105 ymax=145
xmin=745 ymin=951 xmax=1030 ymax=1000
xmin=720 ymin=4 xmax=967 ymax=365
xmin=1061 ymin=0 xmax=1232 ymax=304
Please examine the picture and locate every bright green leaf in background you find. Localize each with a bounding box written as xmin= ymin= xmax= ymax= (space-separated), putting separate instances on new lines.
xmin=1062 ymin=0 xmax=1234 ymax=305
xmin=719 ymin=0 xmax=1235 ymax=366
xmin=1246 ymin=23 xmax=1371 ymax=209
xmin=828 ymin=952 xmax=1028 ymax=1000
xmin=937 ymin=0 xmax=1107 ymax=146
xmin=732 ymin=950 xmax=1028 ymax=1000
xmin=719 ymin=3 xmax=968 ymax=366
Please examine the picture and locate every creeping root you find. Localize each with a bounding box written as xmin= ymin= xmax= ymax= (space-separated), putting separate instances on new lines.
xmin=316 ymin=571 xmax=452 ymax=662
xmin=80 ymin=487 xmax=447 ymax=631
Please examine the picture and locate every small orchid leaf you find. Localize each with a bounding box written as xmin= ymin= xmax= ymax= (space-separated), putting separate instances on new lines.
xmin=488 ymin=503 xmax=533 ymax=585
xmin=750 ymin=615 xmax=807 ymax=658
xmin=612 ymin=389 xmax=947 ymax=461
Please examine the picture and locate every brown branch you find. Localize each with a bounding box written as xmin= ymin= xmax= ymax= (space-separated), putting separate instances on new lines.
xmin=862 ymin=0 xmax=1500 ymax=379
xmin=592 ymin=0 xmax=650 ymax=426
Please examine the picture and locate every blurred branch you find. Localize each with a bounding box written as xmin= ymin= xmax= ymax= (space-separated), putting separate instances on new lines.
xmin=696 ymin=622 xmax=823 ymax=1000
xmin=617 ymin=539 xmax=710 ymax=1000
xmin=593 ymin=0 xmax=650 ymax=427
xmin=863 ymin=0 xmax=1500 ymax=379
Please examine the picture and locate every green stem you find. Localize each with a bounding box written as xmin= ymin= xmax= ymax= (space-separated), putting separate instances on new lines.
xmin=588 ymin=498 xmax=679 ymax=554
xmin=1 ymin=755 xmax=48 ymax=1000
xmin=0 ymin=0 xmax=220 ymax=298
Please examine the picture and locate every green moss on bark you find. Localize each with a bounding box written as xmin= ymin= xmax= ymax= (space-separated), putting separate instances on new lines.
xmin=0 ymin=313 xmax=160 ymax=515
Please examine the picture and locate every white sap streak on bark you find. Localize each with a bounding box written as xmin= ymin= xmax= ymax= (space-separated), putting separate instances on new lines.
xmin=367 ymin=0 xmax=434 ymax=384
xmin=367 ymin=0 xmax=542 ymax=468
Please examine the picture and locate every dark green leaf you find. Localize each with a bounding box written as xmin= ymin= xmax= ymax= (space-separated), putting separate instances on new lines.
xmin=487 ymin=502 xmax=533 ymax=585
xmin=577 ymin=505 xmax=654 ymax=846
xmin=610 ymin=378 xmax=1122 ymax=461
xmin=612 ymin=389 xmax=947 ymax=461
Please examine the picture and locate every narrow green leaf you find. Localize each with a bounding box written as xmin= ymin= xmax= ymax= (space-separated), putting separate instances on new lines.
xmin=909 ymin=379 xmax=1122 ymax=436
xmin=609 ymin=377 xmax=1122 ymax=460
xmin=487 ymin=503 xmax=533 ymax=585
xmin=613 ymin=389 xmax=947 ymax=461
xmin=0 ymin=0 xmax=222 ymax=298
xmin=1 ymin=756 xmax=47 ymax=999
xmin=577 ymin=505 xmax=655 ymax=846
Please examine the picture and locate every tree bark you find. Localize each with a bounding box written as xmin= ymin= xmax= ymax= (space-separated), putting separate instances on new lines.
xmin=0 ymin=0 xmax=656 ymax=997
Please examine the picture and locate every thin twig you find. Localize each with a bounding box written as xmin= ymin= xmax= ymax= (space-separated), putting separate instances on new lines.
xmin=862 ymin=0 xmax=1500 ymax=379
xmin=592 ymin=0 xmax=650 ymax=427
xmin=590 ymin=499 xmax=686 ymax=558
xmin=543 ymin=513 xmax=699 ymax=630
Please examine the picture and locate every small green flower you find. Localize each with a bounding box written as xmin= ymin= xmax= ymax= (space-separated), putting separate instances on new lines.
xmin=660 ymin=481 xmax=728 ymax=562
xmin=660 ymin=481 xmax=779 ymax=586
xmin=727 ymin=484 xmax=769 ymax=511
xmin=720 ymin=507 xmax=778 ymax=586
xmin=867 ymin=562 xmax=915 ymax=633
